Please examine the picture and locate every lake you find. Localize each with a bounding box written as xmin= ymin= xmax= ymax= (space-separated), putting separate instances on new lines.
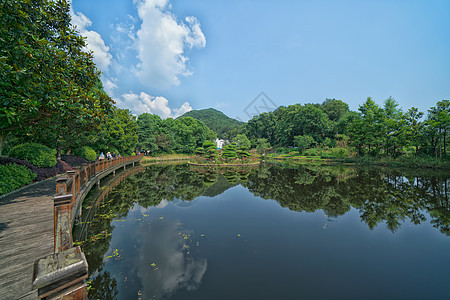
xmin=73 ymin=162 xmax=450 ymax=300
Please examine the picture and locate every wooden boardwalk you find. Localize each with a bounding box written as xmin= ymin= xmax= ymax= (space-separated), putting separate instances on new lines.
xmin=0 ymin=177 xmax=56 ymax=299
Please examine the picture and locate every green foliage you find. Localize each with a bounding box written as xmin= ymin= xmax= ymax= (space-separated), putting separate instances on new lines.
xmin=294 ymin=135 xmax=315 ymax=154
xmin=9 ymin=143 xmax=57 ymax=167
xmin=234 ymin=134 xmax=251 ymax=149
xmin=203 ymin=140 xmax=216 ymax=151
xmin=320 ymin=98 xmax=349 ymax=122
xmin=76 ymin=146 xmax=97 ymax=162
xmin=180 ymin=108 xmax=244 ymax=139
xmin=0 ymin=163 xmax=37 ymax=195
xmin=195 ymin=147 xmax=206 ymax=156
xmin=320 ymin=147 xmax=350 ymax=159
xmin=93 ymin=108 xmax=138 ymax=155
xmin=0 ymin=0 xmax=114 ymax=155
xmin=206 ymin=148 xmax=218 ymax=160
xmin=137 ymin=114 xmax=216 ymax=154
xmin=256 ymin=138 xmax=270 ymax=155
xmin=237 ymin=149 xmax=250 ymax=159
xmin=222 ymin=144 xmax=237 ymax=158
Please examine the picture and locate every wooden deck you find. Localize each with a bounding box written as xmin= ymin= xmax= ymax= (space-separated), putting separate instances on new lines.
xmin=0 ymin=177 xmax=56 ymax=299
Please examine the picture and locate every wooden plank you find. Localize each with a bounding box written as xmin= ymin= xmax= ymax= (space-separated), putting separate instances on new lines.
xmin=0 ymin=177 xmax=56 ymax=299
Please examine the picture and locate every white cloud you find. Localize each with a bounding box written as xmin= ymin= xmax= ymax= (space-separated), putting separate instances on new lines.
xmin=134 ymin=0 xmax=206 ymax=88
xmin=103 ymin=78 xmax=118 ymax=95
xmin=70 ymin=6 xmax=113 ymax=72
xmin=117 ymin=92 xmax=192 ymax=118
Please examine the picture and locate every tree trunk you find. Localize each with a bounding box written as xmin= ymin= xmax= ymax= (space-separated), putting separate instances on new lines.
xmin=0 ymin=134 xmax=5 ymax=156
xmin=57 ymin=143 xmax=62 ymax=159
xmin=444 ymin=128 xmax=447 ymax=158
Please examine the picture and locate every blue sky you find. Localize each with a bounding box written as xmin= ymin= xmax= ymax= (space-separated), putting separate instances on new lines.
xmin=71 ymin=0 xmax=450 ymax=121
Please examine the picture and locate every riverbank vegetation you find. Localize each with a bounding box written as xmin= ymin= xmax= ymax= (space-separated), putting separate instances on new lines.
xmin=246 ymin=98 xmax=450 ymax=169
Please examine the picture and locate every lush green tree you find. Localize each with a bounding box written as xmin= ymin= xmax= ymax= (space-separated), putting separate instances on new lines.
xmin=93 ymin=108 xmax=138 ymax=155
xmin=256 ymin=138 xmax=270 ymax=155
xmin=275 ymin=104 xmax=331 ymax=147
xmin=403 ymin=107 xmax=424 ymax=156
xmin=382 ymin=97 xmax=406 ymax=157
xmin=137 ymin=113 xmax=162 ymax=154
xmin=246 ymin=112 xmax=278 ymax=146
xmin=294 ymin=135 xmax=315 ymax=154
xmin=348 ymin=97 xmax=384 ymax=156
xmin=0 ymin=0 xmax=114 ymax=155
xmin=320 ymin=98 xmax=349 ymax=122
xmin=137 ymin=114 xmax=215 ymax=154
xmin=424 ymin=100 xmax=450 ymax=158
xmin=234 ymin=134 xmax=251 ymax=149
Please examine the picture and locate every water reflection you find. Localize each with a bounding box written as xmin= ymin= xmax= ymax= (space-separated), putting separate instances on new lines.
xmin=106 ymin=214 xmax=207 ymax=299
xmin=74 ymin=163 xmax=450 ymax=299
xmin=243 ymin=164 xmax=449 ymax=235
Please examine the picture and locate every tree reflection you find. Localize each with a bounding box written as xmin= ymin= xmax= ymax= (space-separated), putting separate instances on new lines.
xmin=75 ymin=162 xmax=450 ymax=298
xmin=244 ymin=163 xmax=449 ymax=235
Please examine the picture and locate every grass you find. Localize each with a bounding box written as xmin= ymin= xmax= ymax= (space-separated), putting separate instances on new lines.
xmin=141 ymin=153 xmax=192 ymax=163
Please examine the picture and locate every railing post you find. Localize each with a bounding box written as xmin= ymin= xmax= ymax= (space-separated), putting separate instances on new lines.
xmin=73 ymin=167 xmax=80 ymax=196
xmin=81 ymin=163 xmax=88 ymax=186
xmin=55 ymin=177 xmax=68 ymax=196
xmin=53 ymin=194 xmax=73 ymax=253
xmin=67 ymin=170 xmax=76 ymax=208
xmin=33 ymin=246 xmax=88 ymax=299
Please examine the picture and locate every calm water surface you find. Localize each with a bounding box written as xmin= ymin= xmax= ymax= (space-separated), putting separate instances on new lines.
xmin=74 ymin=163 xmax=450 ymax=300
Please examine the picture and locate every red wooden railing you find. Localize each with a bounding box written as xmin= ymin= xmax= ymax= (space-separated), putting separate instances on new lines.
xmin=33 ymin=154 xmax=144 ymax=299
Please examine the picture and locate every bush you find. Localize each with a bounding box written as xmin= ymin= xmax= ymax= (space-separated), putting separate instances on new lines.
xmin=303 ymin=148 xmax=323 ymax=157
xmin=9 ymin=143 xmax=57 ymax=167
xmin=0 ymin=163 xmax=37 ymax=195
xmin=75 ymin=146 xmax=97 ymax=162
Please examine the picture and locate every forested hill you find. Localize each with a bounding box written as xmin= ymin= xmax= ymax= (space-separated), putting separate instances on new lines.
xmin=179 ymin=108 xmax=244 ymax=139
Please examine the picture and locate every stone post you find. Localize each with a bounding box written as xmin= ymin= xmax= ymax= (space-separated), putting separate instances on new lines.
xmin=32 ymin=246 xmax=88 ymax=299
xmin=53 ymin=194 xmax=73 ymax=253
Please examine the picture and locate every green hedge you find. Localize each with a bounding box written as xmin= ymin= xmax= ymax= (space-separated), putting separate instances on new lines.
xmin=75 ymin=146 xmax=97 ymax=162
xmin=9 ymin=143 xmax=57 ymax=167
xmin=0 ymin=164 xmax=37 ymax=195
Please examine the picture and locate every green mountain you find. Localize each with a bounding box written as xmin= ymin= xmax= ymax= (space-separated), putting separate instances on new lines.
xmin=179 ymin=108 xmax=244 ymax=139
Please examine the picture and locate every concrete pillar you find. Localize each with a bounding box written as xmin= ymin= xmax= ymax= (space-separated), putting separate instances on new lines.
xmin=33 ymin=246 xmax=88 ymax=299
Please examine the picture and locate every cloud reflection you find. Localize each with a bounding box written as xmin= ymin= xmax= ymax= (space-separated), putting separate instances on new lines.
xmin=134 ymin=220 xmax=207 ymax=299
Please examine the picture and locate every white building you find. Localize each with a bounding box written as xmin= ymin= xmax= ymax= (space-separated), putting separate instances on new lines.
xmin=215 ymin=138 xmax=225 ymax=149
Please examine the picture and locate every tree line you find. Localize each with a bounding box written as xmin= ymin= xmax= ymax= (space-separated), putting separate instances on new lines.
xmin=245 ymin=97 xmax=450 ymax=159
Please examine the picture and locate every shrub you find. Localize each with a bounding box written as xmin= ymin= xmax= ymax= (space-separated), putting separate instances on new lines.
xmin=303 ymin=148 xmax=323 ymax=157
xmin=203 ymin=140 xmax=216 ymax=151
xmin=9 ymin=143 xmax=57 ymax=167
xmin=195 ymin=147 xmax=206 ymax=156
xmin=222 ymin=144 xmax=237 ymax=158
xmin=0 ymin=163 xmax=37 ymax=195
xmin=75 ymin=146 xmax=97 ymax=162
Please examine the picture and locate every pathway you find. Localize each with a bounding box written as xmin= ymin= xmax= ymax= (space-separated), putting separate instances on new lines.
xmin=0 ymin=177 xmax=56 ymax=300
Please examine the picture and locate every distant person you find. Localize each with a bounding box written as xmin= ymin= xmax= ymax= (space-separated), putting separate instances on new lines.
xmin=99 ymin=152 xmax=105 ymax=161
xmin=112 ymin=152 xmax=116 ymax=159
xmin=107 ymin=152 xmax=112 ymax=160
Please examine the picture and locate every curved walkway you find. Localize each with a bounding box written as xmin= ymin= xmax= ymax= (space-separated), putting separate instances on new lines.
xmin=0 ymin=177 xmax=56 ymax=299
